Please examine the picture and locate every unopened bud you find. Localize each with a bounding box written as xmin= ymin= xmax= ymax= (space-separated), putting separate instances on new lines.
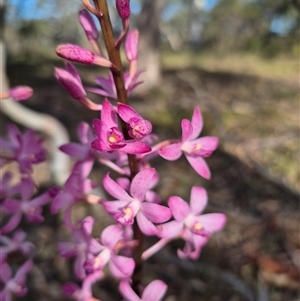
xmin=125 ymin=29 xmax=139 ymax=61
xmin=56 ymin=44 xmax=112 ymax=68
xmin=55 ymin=67 xmax=86 ymax=100
xmin=116 ymin=0 xmax=130 ymax=19
xmin=78 ymin=9 xmax=99 ymax=41
xmin=9 ymin=86 xmax=33 ymax=101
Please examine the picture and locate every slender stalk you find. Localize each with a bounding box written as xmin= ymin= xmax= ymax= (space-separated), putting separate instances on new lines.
xmin=92 ymin=0 xmax=143 ymax=293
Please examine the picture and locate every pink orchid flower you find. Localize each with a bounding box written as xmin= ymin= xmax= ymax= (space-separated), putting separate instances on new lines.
xmin=62 ymin=271 xmax=103 ymax=301
xmin=0 ymin=124 xmax=46 ymax=174
xmin=0 ymin=259 xmax=33 ymax=301
xmin=91 ymin=99 xmax=151 ymax=154
xmin=58 ymin=217 xmax=102 ymax=280
xmin=158 ymin=107 xmax=218 ymax=179
xmin=157 ymin=186 xmax=226 ymax=259
xmin=119 ymin=279 xmax=168 ymax=301
xmin=51 ymin=160 xmax=96 ymax=215
xmin=84 ymin=224 xmax=135 ymax=279
xmin=0 ymin=231 xmax=34 ymax=260
xmin=86 ymin=70 xmax=143 ymax=100
xmin=118 ymin=103 xmax=152 ymax=139
xmin=0 ymin=178 xmax=52 ymax=234
xmin=102 ymin=168 xmax=171 ymax=235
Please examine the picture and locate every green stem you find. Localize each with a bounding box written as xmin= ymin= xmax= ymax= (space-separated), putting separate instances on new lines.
xmin=92 ymin=0 xmax=143 ymax=294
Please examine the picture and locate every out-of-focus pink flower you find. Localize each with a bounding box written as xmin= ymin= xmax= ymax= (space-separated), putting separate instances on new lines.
xmin=0 ymin=177 xmax=52 ymax=234
xmin=8 ymin=86 xmax=33 ymax=101
xmin=118 ymin=103 xmax=152 ymax=139
xmin=84 ymin=224 xmax=135 ymax=279
xmin=58 ymin=217 xmax=101 ymax=280
xmin=159 ymin=107 xmax=218 ymax=179
xmin=91 ymin=99 xmax=151 ymax=154
xmin=0 ymin=231 xmax=34 ymax=260
xmin=62 ymin=271 xmax=103 ymax=301
xmin=102 ymin=168 xmax=171 ymax=235
xmin=119 ymin=279 xmax=168 ymax=301
xmin=86 ymin=70 xmax=143 ymax=100
xmin=0 ymin=124 xmax=46 ymax=174
xmin=157 ymin=186 xmax=226 ymax=259
xmin=51 ymin=161 xmax=96 ymax=215
xmin=0 ymin=259 xmax=33 ymax=301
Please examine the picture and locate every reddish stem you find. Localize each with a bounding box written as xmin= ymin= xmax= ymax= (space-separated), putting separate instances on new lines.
xmin=92 ymin=0 xmax=143 ymax=294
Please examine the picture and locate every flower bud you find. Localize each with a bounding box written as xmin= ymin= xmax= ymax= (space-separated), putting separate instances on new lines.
xmin=78 ymin=9 xmax=99 ymax=41
xmin=56 ymin=44 xmax=112 ymax=67
xmin=55 ymin=67 xmax=86 ymax=100
xmin=9 ymin=86 xmax=33 ymax=101
xmin=116 ymin=0 xmax=130 ymax=19
xmin=125 ymin=29 xmax=139 ymax=62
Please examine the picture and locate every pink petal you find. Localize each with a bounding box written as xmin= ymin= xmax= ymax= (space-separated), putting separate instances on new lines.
xmin=0 ymin=212 xmax=22 ymax=234
xmin=59 ymin=143 xmax=89 ymax=159
xmin=130 ymin=168 xmax=156 ymax=201
xmin=101 ymin=225 xmax=123 ymax=249
xmin=103 ymin=173 xmax=132 ymax=202
xmin=102 ymin=200 xmax=130 ymax=215
xmin=136 ymin=212 xmax=158 ymax=235
xmin=192 ymin=136 xmax=219 ymax=157
xmin=51 ymin=192 xmax=73 ymax=213
xmin=81 ymin=216 xmax=94 ymax=236
xmin=109 ymin=255 xmax=135 ymax=279
xmin=119 ymin=279 xmax=140 ymax=301
xmin=190 ymin=186 xmax=207 ymax=214
xmin=125 ymin=29 xmax=139 ymax=61
xmin=185 ymin=154 xmax=211 ymax=179
xmin=78 ymin=9 xmax=99 ymax=41
xmin=74 ymin=252 xmax=86 ymax=280
xmin=198 ymin=213 xmax=226 ymax=233
xmin=168 ymin=196 xmax=190 ymax=221
xmin=181 ymin=119 xmax=193 ymax=142
xmin=142 ymin=280 xmax=168 ymax=301
xmin=77 ymin=122 xmax=90 ymax=144
xmin=101 ymin=99 xmax=118 ymax=128
xmin=118 ymin=103 xmax=141 ymax=122
xmin=65 ymin=62 xmax=82 ymax=84
xmin=120 ymin=141 xmax=151 ymax=154
xmin=158 ymin=143 xmax=182 ymax=160
xmin=141 ymin=203 xmax=171 ymax=223
xmin=190 ymin=107 xmax=203 ymax=139
xmin=85 ymin=87 xmax=114 ymax=98
xmin=157 ymin=220 xmax=183 ymax=238
xmin=14 ymin=259 xmax=33 ymax=282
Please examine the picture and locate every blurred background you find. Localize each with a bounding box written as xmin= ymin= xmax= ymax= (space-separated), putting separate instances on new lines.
xmin=1 ymin=0 xmax=299 ymax=300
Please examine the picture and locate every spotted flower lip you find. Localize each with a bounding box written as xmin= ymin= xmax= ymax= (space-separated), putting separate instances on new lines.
xmin=91 ymin=99 xmax=151 ymax=154
xmin=158 ymin=107 xmax=218 ymax=179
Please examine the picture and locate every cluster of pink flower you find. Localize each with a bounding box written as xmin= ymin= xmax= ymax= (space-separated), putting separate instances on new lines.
xmin=0 ymin=124 xmax=54 ymax=300
xmin=0 ymin=1 xmax=226 ymax=300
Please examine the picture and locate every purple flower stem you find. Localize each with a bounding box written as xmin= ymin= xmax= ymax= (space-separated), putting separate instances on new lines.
xmin=92 ymin=0 xmax=142 ymax=294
